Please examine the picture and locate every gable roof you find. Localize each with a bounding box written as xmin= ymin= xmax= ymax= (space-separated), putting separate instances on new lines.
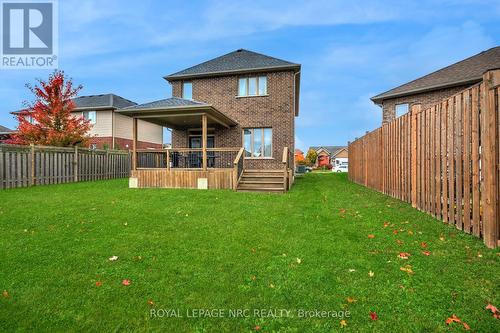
xmin=165 ymin=49 xmax=300 ymax=80
xmin=371 ymin=46 xmax=500 ymax=103
xmin=0 ymin=125 xmax=13 ymax=134
xmin=310 ymin=146 xmax=347 ymax=156
xmin=73 ymin=94 xmax=136 ymax=109
xmin=119 ymin=97 xmax=207 ymax=111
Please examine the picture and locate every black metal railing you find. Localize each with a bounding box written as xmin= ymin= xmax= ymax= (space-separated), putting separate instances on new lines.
xmin=136 ymin=148 xmax=240 ymax=169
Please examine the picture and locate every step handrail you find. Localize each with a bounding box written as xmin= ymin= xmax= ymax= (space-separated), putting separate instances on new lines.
xmin=233 ymin=147 xmax=245 ymax=190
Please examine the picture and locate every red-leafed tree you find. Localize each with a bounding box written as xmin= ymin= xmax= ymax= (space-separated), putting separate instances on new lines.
xmin=8 ymin=70 xmax=91 ymax=147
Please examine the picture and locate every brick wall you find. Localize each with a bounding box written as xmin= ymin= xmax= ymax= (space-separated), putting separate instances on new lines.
xmin=380 ymin=84 xmax=471 ymax=123
xmin=170 ymin=70 xmax=296 ymax=169
xmin=88 ymin=136 xmax=162 ymax=150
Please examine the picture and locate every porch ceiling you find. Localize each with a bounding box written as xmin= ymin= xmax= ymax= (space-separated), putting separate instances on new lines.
xmin=116 ymin=97 xmax=237 ymax=129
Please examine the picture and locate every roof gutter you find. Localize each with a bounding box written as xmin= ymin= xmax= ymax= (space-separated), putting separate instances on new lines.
xmin=371 ymin=77 xmax=482 ymax=104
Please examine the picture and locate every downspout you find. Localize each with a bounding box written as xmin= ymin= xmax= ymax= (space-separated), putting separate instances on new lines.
xmin=292 ymin=70 xmax=300 ymax=173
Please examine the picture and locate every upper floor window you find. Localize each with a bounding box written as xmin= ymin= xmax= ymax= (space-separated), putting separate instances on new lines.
xmin=183 ymin=82 xmax=193 ymax=100
xmin=238 ymin=76 xmax=267 ymax=97
xmin=83 ymin=111 xmax=96 ymax=124
xmin=395 ymin=103 xmax=409 ymax=117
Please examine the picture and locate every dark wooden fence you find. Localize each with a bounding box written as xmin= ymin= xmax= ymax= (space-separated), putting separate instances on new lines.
xmin=0 ymin=144 xmax=131 ymax=189
xmin=348 ymin=69 xmax=500 ymax=248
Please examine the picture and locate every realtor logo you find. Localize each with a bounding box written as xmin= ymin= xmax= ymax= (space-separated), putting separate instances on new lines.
xmin=1 ymin=0 xmax=58 ymax=69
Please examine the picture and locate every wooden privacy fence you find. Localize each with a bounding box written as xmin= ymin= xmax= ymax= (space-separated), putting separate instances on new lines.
xmin=349 ymin=69 xmax=500 ymax=248
xmin=0 ymin=144 xmax=131 ymax=189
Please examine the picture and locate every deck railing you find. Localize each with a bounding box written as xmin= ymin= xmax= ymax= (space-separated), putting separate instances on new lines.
xmin=136 ymin=148 xmax=241 ymax=169
xmin=282 ymin=146 xmax=294 ymax=190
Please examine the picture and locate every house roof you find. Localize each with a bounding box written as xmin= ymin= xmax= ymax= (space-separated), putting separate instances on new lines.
xmin=119 ymin=97 xmax=207 ymax=111
xmin=117 ymin=97 xmax=237 ymax=129
xmin=165 ymin=49 xmax=300 ymax=80
xmin=73 ymin=94 xmax=136 ymax=109
xmin=371 ymin=46 xmax=500 ymax=103
xmin=310 ymin=146 xmax=347 ymax=156
xmin=0 ymin=125 xmax=13 ymax=134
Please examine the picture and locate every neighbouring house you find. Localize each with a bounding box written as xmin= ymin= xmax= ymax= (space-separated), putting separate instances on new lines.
xmin=12 ymin=94 xmax=163 ymax=149
xmin=309 ymin=146 xmax=348 ymax=168
xmin=0 ymin=125 xmax=13 ymax=142
xmin=371 ymin=46 xmax=500 ymax=124
xmin=119 ymin=49 xmax=301 ymax=192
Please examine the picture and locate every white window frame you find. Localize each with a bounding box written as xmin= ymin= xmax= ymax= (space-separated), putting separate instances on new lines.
xmin=238 ymin=76 xmax=267 ymax=97
xmin=243 ymin=127 xmax=272 ymax=158
xmin=83 ymin=111 xmax=97 ymax=124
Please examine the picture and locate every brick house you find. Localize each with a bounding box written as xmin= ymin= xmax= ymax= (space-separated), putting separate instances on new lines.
xmin=120 ymin=49 xmax=301 ymax=191
xmin=371 ymin=46 xmax=500 ymax=124
xmin=309 ymin=146 xmax=348 ymax=168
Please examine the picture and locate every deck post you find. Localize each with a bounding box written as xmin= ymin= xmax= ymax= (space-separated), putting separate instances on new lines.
xmin=132 ymin=117 xmax=137 ymax=171
xmin=202 ymin=114 xmax=207 ymax=171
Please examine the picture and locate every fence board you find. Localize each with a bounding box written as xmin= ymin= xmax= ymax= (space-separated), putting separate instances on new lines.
xmin=349 ymin=72 xmax=499 ymax=248
xmin=0 ymin=144 xmax=130 ymax=189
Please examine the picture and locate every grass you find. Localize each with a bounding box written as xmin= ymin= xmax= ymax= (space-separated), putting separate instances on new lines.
xmin=0 ymin=173 xmax=498 ymax=332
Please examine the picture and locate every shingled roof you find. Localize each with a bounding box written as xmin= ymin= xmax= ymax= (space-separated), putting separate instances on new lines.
xmin=0 ymin=125 xmax=13 ymax=134
xmin=310 ymin=146 xmax=347 ymax=156
xmin=371 ymin=46 xmax=500 ymax=103
xmin=120 ymin=97 xmax=207 ymax=110
xmin=165 ymin=49 xmax=300 ymax=80
xmin=73 ymin=94 xmax=136 ymax=109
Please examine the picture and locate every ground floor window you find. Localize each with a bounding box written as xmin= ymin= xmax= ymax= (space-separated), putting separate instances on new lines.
xmin=243 ymin=128 xmax=272 ymax=158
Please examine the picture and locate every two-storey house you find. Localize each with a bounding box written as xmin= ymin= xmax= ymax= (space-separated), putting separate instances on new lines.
xmin=119 ymin=49 xmax=301 ymax=192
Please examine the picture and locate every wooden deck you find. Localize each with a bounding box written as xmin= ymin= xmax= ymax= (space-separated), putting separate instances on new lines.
xmin=131 ymin=168 xmax=236 ymax=189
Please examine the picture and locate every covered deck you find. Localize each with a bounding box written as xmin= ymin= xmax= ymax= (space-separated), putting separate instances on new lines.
xmin=117 ymin=98 xmax=244 ymax=189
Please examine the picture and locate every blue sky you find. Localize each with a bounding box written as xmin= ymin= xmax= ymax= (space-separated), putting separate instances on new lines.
xmin=1 ymin=0 xmax=499 ymax=151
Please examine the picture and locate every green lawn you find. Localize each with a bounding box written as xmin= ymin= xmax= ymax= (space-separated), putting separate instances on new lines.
xmin=0 ymin=174 xmax=498 ymax=332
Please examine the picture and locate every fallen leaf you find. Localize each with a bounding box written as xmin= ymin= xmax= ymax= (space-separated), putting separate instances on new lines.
xmin=348 ymin=269 xmax=356 ymax=272
xmin=445 ymin=314 xmax=461 ymax=325
xmin=486 ymin=303 xmax=499 ymax=314
xmin=340 ymin=319 xmax=347 ymax=328
xmin=2 ymin=290 xmax=9 ymax=298
xmin=367 ymin=234 xmax=375 ymax=239
xmin=269 ymin=283 xmax=275 ymax=288
xmin=346 ymin=297 xmax=356 ymax=303
xmin=368 ymin=270 xmax=375 ymax=277
xmin=383 ymin=221 xmax=390 ymax=228
xmin=296 ymin=258 xmax=302 ymax=264
xmin=398 ymin=252 xmax=411 ymax=260
xmin=439 ymin=235 xmax=445 ymax=241
xmin=108 ymin=256 xmax=119 ymax=261
xmin=122 ymin=279 xmax=131 ymax=286
xmin=393 ymin=229 xmax=398 ymax=235
xmin=420 ymin=242 xmax=428 ymax=248
xmin=147 ymin=299 xmax=154 ymax=306
xmin=407 ymin=230 xmax=414 ymax=235
xmin=400 ymin=265 xmax=414 ymax=274
xmin=477 ymin=253 xmax=483 ymax=258
xmin=462 ymin=322 xmax=471 ymax=330
xmin=251 ymin=275 xmax=257 ymax=281
xmin=370 ymin=311 xmax=378 ymax=321
xmin=396 ymin=239 xmax=404 ymax=244
xmin=95 ymin=281 xmax=102 ymax=287
xmin=422 ymin=251 xmax=431 ymax=256
xmin=254 ymin=325 xmax=261 ymax=331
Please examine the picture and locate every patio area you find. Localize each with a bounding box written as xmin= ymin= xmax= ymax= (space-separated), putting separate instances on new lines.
xmin=117 ymin=98 xmax=244 ymax=189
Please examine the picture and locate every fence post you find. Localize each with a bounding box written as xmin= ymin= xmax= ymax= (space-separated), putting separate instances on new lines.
xmin=30 ymin=144 xmax=35 ymax=186
xmin=481 ymin=69 xmax=500 ymax=248
xmin=74 ymin=146 xmax=79 ymax=182
xmin=410 ymin=104 xmax=420 ymax=208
